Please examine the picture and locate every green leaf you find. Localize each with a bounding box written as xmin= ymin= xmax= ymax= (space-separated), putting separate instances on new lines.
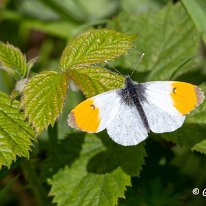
xmin=87 ymin=135 xmax=146 ymax=176
xmin=41 ymin=133 xmax=85 ymax=181
xmin=182 ymin=0 xmax=206 ymax=45
xmin=21 ymin=71 xmax=68 ymax=134
xmin=0 ymin=92 xmax=35 ymax=168
xmin=75 ymin=0 xmax=118 ymax=20
xmin=49 ymin=135 xmax=131 ymax=206
xmin=0 ymin=41 xmax=28 ymax=80
xmin=186 ymin=83 xmax=206 ymax=125
xmin=161 ymin=123 xmax=206 ymax=148
xmin=110 ymin=3 xmax=199 ymax=80
xmin=68 ymin=67 xmax=125 ymax=97
xmin=121 ymin=0 xmax=163 ymax=15
xmin=21 ymin=20 xmax=80 ymax=40
xmin=18 ymin=0 xmax=60 ymax=21
xmin=60 ymin=29 xmax=136 ymax=70
xmin=192 ymin=139 xmax=206 ymax=154
xmin=171 ymin=147 xmax=206 ymax=186
xmin=122 ymin=178 xmax=183 ymax=206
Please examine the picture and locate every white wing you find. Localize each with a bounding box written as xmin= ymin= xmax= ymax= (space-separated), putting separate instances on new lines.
xmin=106 ymin=101 xmax=149 ymax=146
xmin=139 ymin=81 xmax=185 ymax=133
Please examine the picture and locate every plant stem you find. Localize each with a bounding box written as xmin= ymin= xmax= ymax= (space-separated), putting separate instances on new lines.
xmin=21 ymin=160 xmax=50 ymax=206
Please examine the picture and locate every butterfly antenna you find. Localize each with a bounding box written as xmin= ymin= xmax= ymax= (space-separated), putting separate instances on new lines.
xmin=131 ymin=53 xmax=145 ymax=77
xmin=110 ymin=67 xmax=124 ymax=76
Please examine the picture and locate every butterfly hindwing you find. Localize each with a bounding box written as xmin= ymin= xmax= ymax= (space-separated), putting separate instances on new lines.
xmin=106 ymin=100 xmax=149 ymax=146
xmin=140 ymin=100 xmax=185 ymax=133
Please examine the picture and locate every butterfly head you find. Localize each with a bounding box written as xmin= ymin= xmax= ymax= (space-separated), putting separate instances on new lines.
xmin=124 ymin=75 xmax=138 ymax=88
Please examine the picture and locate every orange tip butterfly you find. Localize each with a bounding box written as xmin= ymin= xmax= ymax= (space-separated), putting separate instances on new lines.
xmin=68 ymin=76 xmax=204 ymax=146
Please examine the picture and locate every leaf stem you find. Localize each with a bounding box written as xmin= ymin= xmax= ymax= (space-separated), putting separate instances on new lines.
xmin=21 ymin=160 xmax=50 ymax=206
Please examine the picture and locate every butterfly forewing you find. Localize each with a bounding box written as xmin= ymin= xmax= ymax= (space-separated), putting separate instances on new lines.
xmin=68 ymin=90 xmax=121 ymax=133
xmin=138 ymin=81 xmax=204 ymax=133
xmin=106 ymin=100 xmax=149 ymax=146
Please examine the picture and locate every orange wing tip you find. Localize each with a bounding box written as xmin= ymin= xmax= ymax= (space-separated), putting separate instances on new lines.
xmin=68 ymin=99 xmax=100 ymax=133
xmin=171 ymin=82 xmax=205 ymax=115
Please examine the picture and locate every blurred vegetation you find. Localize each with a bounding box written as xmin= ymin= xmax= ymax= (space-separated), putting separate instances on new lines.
xmin=0 ymin=0 xmax=206 ymax=206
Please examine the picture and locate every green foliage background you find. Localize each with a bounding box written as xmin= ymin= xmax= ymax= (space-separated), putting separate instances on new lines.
xmin=0 ymin=0 xmax=206 ymax=206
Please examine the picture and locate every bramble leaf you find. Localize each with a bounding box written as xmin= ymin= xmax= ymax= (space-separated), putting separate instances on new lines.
xmin=192 ymin=139 xmax=206 ymax=154
xmin=186 ymin=84 xmax=206 ymax=125
xmin=0 ymin=41 xmax=28 ymax=80
xmin=161 ymin=123 xmax=206 ymax=148
xmin=87 ymin=135 xmax=146 ymax=176
xmin=0 ymin=92 xmax=35 ymax=168
xmin=121 ymin=0 xmax=163 ymax=14
xmin=43 ymin=133 xmax=146 ymax=182
xmin=189 ymin=87 xmax=206 ymax=153
xmin=68 ymin=67 xmax=125 ymax=98
xmin=40 ymin=133 xmax=85 ymax=181
xmin=49 ymin=135 xmax=131 ymax=206
xmin=60 ymin=29 xmax=136 ymax=70
xmin=21 ymin=71 xmax=68 ymax=134
xmin=110 ymin=3 xmax=199 ymax=80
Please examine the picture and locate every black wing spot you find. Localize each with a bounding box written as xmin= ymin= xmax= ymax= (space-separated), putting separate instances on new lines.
xmin=173 ymin=87 xmax=176 ymax=94
xmin=90 ymin=104 xmax=95 ymax=110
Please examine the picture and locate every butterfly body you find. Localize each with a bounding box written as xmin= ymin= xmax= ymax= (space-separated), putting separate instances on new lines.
xmin=68 ymin=77 xmax=204 ymax=146
xmin=120 ymin=77 xmax=150 ymax=132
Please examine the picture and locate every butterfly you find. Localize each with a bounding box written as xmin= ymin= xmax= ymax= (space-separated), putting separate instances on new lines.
xmin=68 ymin=76 xmax=204 ymax=146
